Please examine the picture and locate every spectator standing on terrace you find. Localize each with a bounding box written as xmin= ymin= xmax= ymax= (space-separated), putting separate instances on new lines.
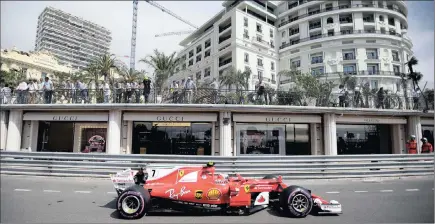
xmin=42 ymin=77 xmax=53 ymax=104
xmin=143 ymin=77 xmax=151 ymax=103
xmin=76 ymin=80 xmax=88 ymax=103
xmin=132 ymin=81 xmax=140 ymax=103
xmin=0 ymin=84 xmax=11 ymax=104
xmin=256 ymin=79 xmax=267 ymax=105
xmin=376 ymin=87 xmax=385 ymax=109
xmin=353 ymin=84 xmax=362 ymax=107
xmin=28 ymin=79 xmax=39 ymax=104
xmin=184 ymin=77 xmax=196 ymax=104
xmin=125 ymin=81 xmax=132 ymax=103
xmin=65 ymin=80 xmax=75 ymax=103
xmin=16 ymin=80 xmax=28 ymax=104
xmin=337 ymin=85 xmax=346 ymax=107
xmin=170 ymin=80 xmax=179 ymax=103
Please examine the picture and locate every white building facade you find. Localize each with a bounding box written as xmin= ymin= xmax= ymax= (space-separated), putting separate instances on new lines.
xmin=34 ymin=7 xmax=112 ymax=70
xmin=168 ymin=0 xmax=413 ymax=94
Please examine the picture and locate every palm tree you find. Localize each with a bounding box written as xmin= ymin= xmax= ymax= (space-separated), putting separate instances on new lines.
xmin=405 ymin=56 xmax=429 ymax=111
xmin=139 ymin=49 xmax=181 ymax=95
xmin=92 ymin=54 xmax=119 ymax=82
xmin=218 ymin=66 xmax=251 ymax=91
xmin=118 ymin=66 xmax=143 ymax=83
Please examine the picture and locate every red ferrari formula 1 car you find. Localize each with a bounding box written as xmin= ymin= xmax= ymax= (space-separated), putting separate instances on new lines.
xmin=110 ymin=162 xmax=342 ymax=219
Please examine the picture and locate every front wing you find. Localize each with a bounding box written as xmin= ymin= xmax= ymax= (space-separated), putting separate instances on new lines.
xmin=313 ymin=199 xmax=342 ymax=214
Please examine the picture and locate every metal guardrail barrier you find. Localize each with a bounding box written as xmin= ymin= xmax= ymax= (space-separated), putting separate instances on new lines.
xmin=0 ymin=151 xmax=433 ymax=179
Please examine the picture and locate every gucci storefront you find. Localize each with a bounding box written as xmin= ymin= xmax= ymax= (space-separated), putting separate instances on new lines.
xmin=124 ymin=113 xmax=217 ymax=155
xmin=335 ymin=116 xmax=407 ymax=154
xmin=232 ymin=114 xmax=323 ymax=156
xmin=21 ymin=112 xmax=109 ymax=153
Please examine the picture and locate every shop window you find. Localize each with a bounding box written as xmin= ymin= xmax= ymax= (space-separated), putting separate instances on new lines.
xmin=236 ymin=123 xmax=311 ymax=155
xmin=37 ymin=121 xmax=74 ymax=152
xmin=336 ymin=124 xmax=392 ymax=154
xmin=237 ymin=124 xmax=285 ymax=155
xmin=132 ymin=122 xmax=212 ymax=155
xmin=422 ymin=126 xmax=434 ymax=147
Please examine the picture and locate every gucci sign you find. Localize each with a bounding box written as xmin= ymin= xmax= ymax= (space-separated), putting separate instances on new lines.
xmin=52 ymin=115 xmax=78 ymax=121
xmin=156 ymin=116 xmax=184 ymax=121
xmin=265 ymin=117 xmax=291 ymax=122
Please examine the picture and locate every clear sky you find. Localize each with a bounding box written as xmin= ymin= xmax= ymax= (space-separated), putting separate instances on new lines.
xmin=1 ymin=1 xmax=433 ymax=88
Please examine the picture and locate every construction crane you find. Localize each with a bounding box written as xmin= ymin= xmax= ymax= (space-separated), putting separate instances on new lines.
xmin=129 ymin=0 xmax=199 ymax=70
xmin=155 ymin=30 xmax=195 ymax=37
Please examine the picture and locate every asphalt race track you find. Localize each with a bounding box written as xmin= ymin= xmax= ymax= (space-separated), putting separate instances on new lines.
xmin=1 ymin=175 xmax=434 ymax=223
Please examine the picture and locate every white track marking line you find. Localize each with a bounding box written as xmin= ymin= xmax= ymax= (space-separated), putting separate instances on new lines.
xmin=380 ymin=190 xmax=393 ymax=192
xmin=43 ymin=190 xmax=60 ymax=193
xmin=405 ymin=189 xmax=419 ymax=192
xmin=354 ymin=191 xmax=368 ymax=193
xmin=326 ymin=191 xmax=340 ymax=194
xmin=14 ymin=189 xmax=31 ymax=192
xmin=74 ymin=191 xmax=91 ymax=194
xmin=107 ymin=192 xmax=117 ymax=194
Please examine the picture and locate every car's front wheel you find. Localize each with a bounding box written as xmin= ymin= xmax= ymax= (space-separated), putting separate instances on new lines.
xmin=117 ymin=185 xmax=151 ymax=219
xmin=279 ymin=185 xmax=313 ymax=218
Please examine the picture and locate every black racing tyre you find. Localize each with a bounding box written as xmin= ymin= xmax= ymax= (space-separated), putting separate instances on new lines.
xmin=279 ymin=185 xmax=313 ymax=218
xmin=117 ymin=185 xmax=151 ymax=219
xmin=263 ymin=175 xmax=278 ymax=179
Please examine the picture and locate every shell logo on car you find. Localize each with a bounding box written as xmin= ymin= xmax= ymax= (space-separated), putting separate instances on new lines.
xmin=206 ymin=188 xmax=221 ymax=200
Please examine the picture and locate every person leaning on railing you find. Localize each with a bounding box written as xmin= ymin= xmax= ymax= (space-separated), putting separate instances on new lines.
xmin=184 ymin=77 xmax=196 ymax=104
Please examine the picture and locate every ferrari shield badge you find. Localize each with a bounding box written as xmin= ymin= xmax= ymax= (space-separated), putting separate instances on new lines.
xmin=244 ymin=185 xmax=250 ymax=193
xmin=195 ymin=190 xmax=203 ymax=199
xmin=178 ymin=170 xmax=184 ymax=177
xmin=206 ymin=188 xmax=221 ymax=200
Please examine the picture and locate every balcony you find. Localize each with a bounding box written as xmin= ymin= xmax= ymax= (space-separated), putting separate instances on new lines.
xmin=219 ymin=58 xmax=232 ymax=67
xmin=366 ymin=54 xmax=379 ymax=60
xmin=279 ymin=29 xmax=403 ymax=50
xmin=392 ymin=56 xmax=400 ymax=62
xmin=339 ymin=17 xmax=353 ymax=24
xmin=219 ymin=23 xmax=231 ymax=33
xmin=343 ymin=54 xmax=356 ymax=60
xmin=278 ymin=3 xmax=406 ymax=28
xmin=311 ymin=57 xmax=323 ymax=64
xmin=363 ymin=17 xmax=375 ymax=23
xmin=219 ymin=35 xmax=231 ymax=44
xmin=205 ymin=42 xmax=211 ymax=49
xmin=309 ymin=22 xmax=321 ymax=30
xmin=252 ymin=36 xmax=272 ymax=49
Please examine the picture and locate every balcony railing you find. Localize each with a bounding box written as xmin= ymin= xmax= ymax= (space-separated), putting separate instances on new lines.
xmin=219 ymin=35 xmax=231 ymax=44
xmin=219 ymin=23 xmax=231 ymax=33
xmin=367 ymin=54 xmax=379 ymax=59
xmin=279 ymin=4 xmax=406 ymax=28
xmin=219 ymin=58 xmax=232 ymax=67
xmin=309 ymin=23 xmax=321 ymax=29
xmin=2 ymin=87 xmax=429 ymax=111
xmin=392 ymin=56 xmax=400 ymax=62
xmin=280 ymin=29 xmax=404 ymax=50
xmin=315 ymin=70 xmax=402 ymax=77
xmin=339 ymin=18 xmax=353 ymax=24
xmin=343 ymin=54 xmax=356 ymax=60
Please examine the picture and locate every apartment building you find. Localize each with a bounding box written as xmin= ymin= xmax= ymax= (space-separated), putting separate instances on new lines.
xmin=168 ymin=0 xmax=413 ymax=95
xmin=168 ymin=0 xmax=279 ymax=90
xmin=34 ymin=7 xmax=112 ymax=70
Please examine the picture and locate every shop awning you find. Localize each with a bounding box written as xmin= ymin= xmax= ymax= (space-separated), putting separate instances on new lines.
xmin=23 ymin=112 xmax=109 ymax=121
xmin=123 ymin=112 xmax=218 ymax=122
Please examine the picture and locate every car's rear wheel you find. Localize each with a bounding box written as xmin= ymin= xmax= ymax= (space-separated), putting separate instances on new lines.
xmin=117 ymin=185 xmax=150 ymax=219
xmin=279 ymin=185 xmax=313 ymax=218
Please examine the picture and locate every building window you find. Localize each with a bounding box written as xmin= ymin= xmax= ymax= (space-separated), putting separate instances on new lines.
xmin=196 ymin=55 xmax=202 ymax=62
xmin=244 ymin=17 xmax=248 ymax=27
xmin=204 ymin=67 xmax=211 ymax=77
xmin=342 ymin=49 xmax=356 ymax=60
xmin=189 ymin=50 xmax=194 ymax=58
xmin=270 ymin=29 xmax=273 ymax=38
xmin=311 ymin=53 xmax=323 ymax=64
xmin=244 ymin=53 xmax=249 ymax=63
xmin=392 ymin=51 xmax=400 ymax=61
xmin=196 ymin=45 xmax=202 ymax=53
xmin=327 ymin=17 xmax=333 ymax=24
xmin=343 ymin=64 xmax=356 ymax=75
xmin=393 ymin=65 xmax=400 ymax=74
xmin=189 ymin=59 xmax=193 ymax=66
xmin=290 ymin=58 xmax=300 ymax=68
xmin=257 ymin=58 xmax=263 ymax=67
xmin=379 ymin=15 xmax=384 ymax=21
xmin=258 ymin=70 xmax=263 ymax=79
xmin=366 ymin=48 xmax=378 ymax=59
xmin=244 ymin=29 xmax=249 ymax=39
xmin=371 ymin=80 xmax=378 ymax=89
xmin=271 ymin=62 xmax=275 ymax=71
xmin=282 ymin=31 xmax=286 ymax=37
xmin=367 ymin=64 xmax=379 ymax=75
xmin=256 ymin=23 xmax=262 ymax=33
xmin=196 ymin=71 xmax=201 ymax=80
xmin=388 ymin=17 xmax=395 ymax=26
xmin=311 ymin=67 xmax=324 ymax=76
